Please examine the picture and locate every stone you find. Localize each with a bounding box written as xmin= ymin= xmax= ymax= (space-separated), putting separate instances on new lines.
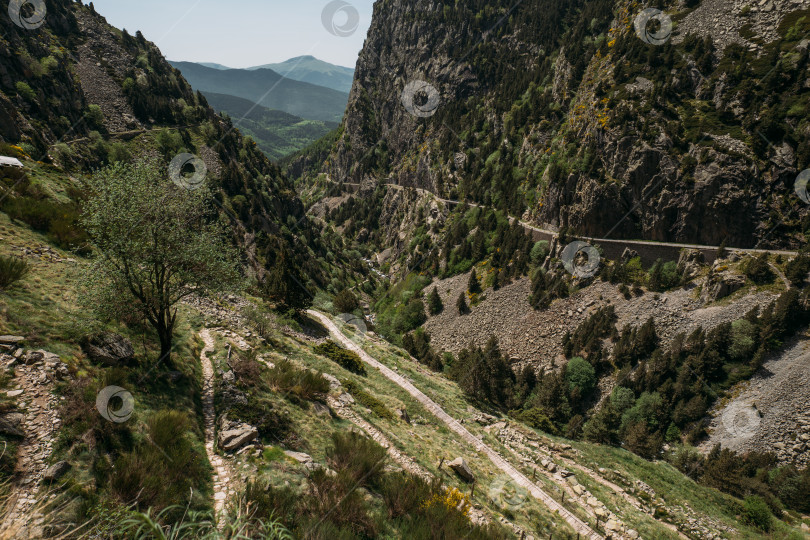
xmin=0 ymin=412 xmax=24 ymax=436
xmin=447 ymin=457 xmax=475 ymax=483
xmin=284 ymin=450 xmax=313 ymax=464
xmin=627 ymin=530 xmax=639 ymax=539
xmin=219 ymin=425 xmax=258 ymax=451
xmin=0 ymin=336 xmax=24 ymax=346
xmin=397 ymin=408 xmax=411 ymax=423
xmin=605 ymin=519 xmax=621 ymax=531
xmin=6 ymin=389 xmax=23 ymax=398
xmin=312 ymin=402 xmax=331 ymax=417
xmin=81 ymin=333 xmax=135 ymax=366
xmin=43 ymin=461 xmax=71 ymax=481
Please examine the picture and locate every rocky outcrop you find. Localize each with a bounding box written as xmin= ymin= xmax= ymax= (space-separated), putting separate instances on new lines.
xmin=81 ymin=333 xmax=135 ymax=366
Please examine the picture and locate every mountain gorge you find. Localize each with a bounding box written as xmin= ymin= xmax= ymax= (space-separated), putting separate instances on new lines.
xmin=2 ymin=0 xmax=810 ymax=539
xmin=306 ymin=0 xmax=810 ymax=249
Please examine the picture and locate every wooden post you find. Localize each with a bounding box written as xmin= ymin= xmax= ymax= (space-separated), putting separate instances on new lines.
xmin=438 ymin=457 xmax=444 ymax=469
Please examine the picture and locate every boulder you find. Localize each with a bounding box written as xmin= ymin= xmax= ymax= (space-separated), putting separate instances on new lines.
xmin=220 ymin=425 xmax=258 ymax=451
xmin=43 ymin=461 xmax=71 ymax=481
xmin=312 ymin=402 xmax=331 ymax=417
xmin=0 ymin=412 xmax=24 ymax=436
xmin=0 ymin=336 xmax=24 ymax=346
xmin=447 ymin=457 xmax=475 ymax=483
xmin=397 ymin=408 xmax=411 ymax=424
xmin=82 ymin=333 xmax=135 ymax=366
xmin=284 ymin=450 xmax=313 ymax=464
xmin=621 ymin=248 xmax=639 ymax=262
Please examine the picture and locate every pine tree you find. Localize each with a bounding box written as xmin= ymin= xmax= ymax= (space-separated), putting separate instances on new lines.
xmin=468 ymin=268 xmax=481 ymax=294
xmin=427 ymin=286 xmax=443 ymax=315
xmin=457 ymin=292 xmax=469 ymax=315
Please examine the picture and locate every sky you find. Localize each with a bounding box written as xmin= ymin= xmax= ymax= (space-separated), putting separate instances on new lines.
xmin=90 ymin=0 xmax=376 ymax=69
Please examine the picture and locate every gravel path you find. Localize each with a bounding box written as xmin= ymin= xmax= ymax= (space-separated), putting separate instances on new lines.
xmin=309 ymin=310 xmax=604 ymax=540
xmin=701 ymin=330 xmax=810 ymax=466
xmin=200 ymin=329 xmax=236 ymax=520
xmin=0 ymin=359 xmax=61 ymax=538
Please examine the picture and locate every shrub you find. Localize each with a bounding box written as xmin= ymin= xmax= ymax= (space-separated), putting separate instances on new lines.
xmin=325 ymin=430 xmax=388 ymax=487
xmin=342 ymin=380 xmax=395 ymax=420
xmin=155 ymin=129 xmax=185 ymax=157
xmin=266 ymin=359 xmax=330 ymax=401
xmin=109 ymin=411 xmax=208 ymax=512
xmin=313 ymin=341 xmax=366 ymax=375
xmin=15 ymin=82 xmax=36 ymax=101
xmin=85 ymin=104 xmax=105 ymax=130
xmin=742 ymin=495 xmax=772 ymax=531
xmin=392 ymin=298 xmax=427 ymax=333
xmin=744 ymin=254 xmax=773 ymax=284
xmin=510 ymin=407 xmax=558 ymax=434
xmin=333 ymin=289 xmax=359 ymax=313
xmin=0 ymin=255 xmax=30 ymax=290
xmin=785 ymin=254 xmax=810 ymax=285
xmin=53 ymin=142 xmax=74 ymax=164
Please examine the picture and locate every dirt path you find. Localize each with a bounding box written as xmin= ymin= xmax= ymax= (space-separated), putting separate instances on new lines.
xmin=199 ymin=329 xmax=236 ymax=519
xmin=1 ymin=358 xmax=61 ymax=538
xmin=308 ymin=310 xmax=603 ymax=540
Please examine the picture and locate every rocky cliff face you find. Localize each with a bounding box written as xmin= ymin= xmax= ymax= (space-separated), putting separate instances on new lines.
xmin=320 ymin=0 xmax=810 ymax=250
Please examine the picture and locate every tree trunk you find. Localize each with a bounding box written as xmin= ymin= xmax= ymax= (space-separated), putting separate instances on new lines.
xmin=157 ymin=323 xmax=173 ymax=366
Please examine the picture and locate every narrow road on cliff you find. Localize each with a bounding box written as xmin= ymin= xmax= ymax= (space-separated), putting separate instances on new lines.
xmin=307 ymin=310 xmax=604 ymax=540
xmin=329 ymin=179 xmax=798 ymax=258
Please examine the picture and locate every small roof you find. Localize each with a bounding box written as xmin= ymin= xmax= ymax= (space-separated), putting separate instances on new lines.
xmin=0 ymin=156 xmax=23 ymax=168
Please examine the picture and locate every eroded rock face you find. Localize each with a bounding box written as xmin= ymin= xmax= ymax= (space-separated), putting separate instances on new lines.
xmin=81 ymin=333 xmax=135 ymax=366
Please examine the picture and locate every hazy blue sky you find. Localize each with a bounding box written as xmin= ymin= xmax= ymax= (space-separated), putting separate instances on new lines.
xmin=90 ymin=0 xmax=376 ymax=69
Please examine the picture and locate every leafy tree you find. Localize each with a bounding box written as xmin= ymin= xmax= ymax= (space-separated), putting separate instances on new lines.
xmin=565 ymin=357 xmax=596 ymax=395
xmin=729 ymin=319 xmax=757 ymax=361
xmin=530 ymin=241 xmax=550 ymax=265
xmin=427 ymin=286 xmax=443 ymax=315
xmin=334 ymin=289 xmax=359 ymax=314
xmin=81 ymin=161 xmax=241 ymax=363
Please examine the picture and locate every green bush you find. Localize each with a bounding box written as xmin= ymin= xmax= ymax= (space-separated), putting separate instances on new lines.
xmin=155 ymin=129 xmax=185 ymax=157
xmin=15 ymin=82 xmax=36 ymax=101
xmin=109 ymin=411 xmax=208 ymax=513
xmin=0 ymin=255 xmax=30 ymax=290
xmin=314 ymin=340 xmax=366 ymax=375
xmin=729 ymin=319 xmax=757 ymax=361
xmin=744 ymin=254 xmax=773 ymax=284
xmin=333 ymin=289 xmax=359 ymax=313
xmin=266 ymin=359 xmax=330 ymax=401
xmin=85 ymin=104 xmax=105 ymax=130
xmin=342 ymin=380 xmax=395 ymax=420
xmin=326 ymin=431 xmax=388 ymax=487
xmin=742 ymin=495 xmax=772 ymax=531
